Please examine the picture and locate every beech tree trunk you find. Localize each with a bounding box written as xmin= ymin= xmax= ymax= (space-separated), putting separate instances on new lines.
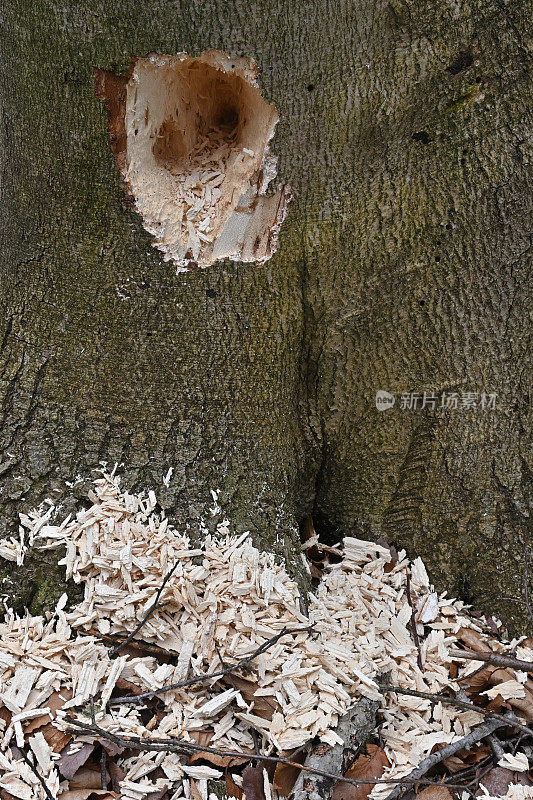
xmin=1 ymin=0 xmax=531 ymax=632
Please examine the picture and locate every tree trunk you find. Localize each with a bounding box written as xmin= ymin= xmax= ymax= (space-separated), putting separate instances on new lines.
xmin=1 ymin=0 xmax=531 ymax=632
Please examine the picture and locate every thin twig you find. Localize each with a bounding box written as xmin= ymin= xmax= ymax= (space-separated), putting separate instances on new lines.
xmin=110 ymin=624 xmax=315 ymax=704
xmin=405 ymin=568 xmax=423 ymax=671
xmin=216 ymin=642 xmax=237 ymax=691
xmin=251 ymin=729 xmax=262 ymax=759
xmin=381 ymin=713 xmax=516 ymax=800
xmin=513 ymin=732 xmax=532 ymax=755
xmin=109 ymin=560 xmax=180 ymax=656
xmin=450 ymin=649 xmax=533 ymax=673
xmin=63 ymin=716 xmax=478 ymax=791
xmin=100 ymin=746 xmax=107 ymax=790
xmin=486 ymin=733 xmax=505 ymax=761
xmin=20 ymin=748 xmax=55 ymax=800
xmin=379 ymin=684 xmax=532 ymax=737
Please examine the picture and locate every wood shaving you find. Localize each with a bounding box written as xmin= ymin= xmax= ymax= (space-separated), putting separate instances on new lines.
xmin=497 ymin=753 xmax=529 ymax=771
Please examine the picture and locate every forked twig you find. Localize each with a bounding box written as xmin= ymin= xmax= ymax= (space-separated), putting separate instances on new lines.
xmin=379 ymin=683 xmax=532 ymax=736
xmin=111 ymin=624 xmax=316 ymax=704
xmin=381 ymin=714 xmax=516 ymax=800
xmin=109 ymin=560 xmax=180 ymax=656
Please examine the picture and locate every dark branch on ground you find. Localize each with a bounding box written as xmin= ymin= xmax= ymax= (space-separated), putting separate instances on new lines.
xmin=378 ymin=683 xmax=533 ymax=736
xmin=450 ymin=649 xmax=533 ymax=673
xmin=110 ymin=624 xmax=316 ymax=704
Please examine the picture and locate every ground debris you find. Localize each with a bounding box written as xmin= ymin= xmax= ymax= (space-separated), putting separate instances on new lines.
xmin=0 ymin=472 xmax=531 ymax=799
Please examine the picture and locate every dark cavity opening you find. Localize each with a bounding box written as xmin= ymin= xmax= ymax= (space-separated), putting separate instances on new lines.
xmin=412 ymin=131 xmax=431 ymax=144
xmin=216 ymin=105 xmax=240 ymax=134
xmin=446 ymin=48 xmax=474 ymax=75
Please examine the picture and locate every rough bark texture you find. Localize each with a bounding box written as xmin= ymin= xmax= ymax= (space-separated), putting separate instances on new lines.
xmin=0 ymin=0 xmax=531 ymax=632
xmin=292 ymin=699 xmax=379 ymax=800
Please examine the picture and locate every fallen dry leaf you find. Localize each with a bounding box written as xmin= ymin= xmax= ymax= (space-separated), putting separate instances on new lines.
xmin=225 ymin=774 xmax=244 ymax=799
xmin=101 ymin=740 xmax=123 ymax=757
xmin=460 ymin=665 xmax=496 ymax=692
xmin=333 ymin=745 xmax=390 ymax=800
xmin=444 ymin=742 xmax=491 ymax=774
xmin=458 ymin=628 xmax=492 ymax=653
xmin=457 ymin=634 xmax=533 ymax=720
xmin=114 ymin=676 xmax=146 ymax=696
xmin=38 ymin=721 xmax=72 ymax=753
xmin=486 ymin=694 xmax=507 ymax=712
xmin=68 ymin=765 xmax=110 ymax=789
xmin=443 ymin=754 xmax=468 ymax=773
xmin=189 ymin=779 xmax=203 ymax=800
xmin=0 ymin=705 xmax=11 ymax=731
xmin=58 ymin=742 xmax=96 ymax=780
xmin=242 ymin=764 xmax=267 ymax=800
xmin=414 ymin=786 xmax=454 ymax=800
xmin=25 ymin=689 xmax=73 ymax=735
xmin=189 ymin=730 xmax=215 ymax=746
xmin=189 ymin=749 xmax=248 ymax=769
xmin=475 ymin=767 xmax=533 ymax=797
xmin=273 ymin=752 xmax=306 ymax=796
xmin=107 ymin=760 xmax=125 ymax=793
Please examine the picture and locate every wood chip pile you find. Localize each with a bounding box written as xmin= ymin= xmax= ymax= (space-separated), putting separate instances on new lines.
xmin=0 ymin=472 xmax=531 ymax=799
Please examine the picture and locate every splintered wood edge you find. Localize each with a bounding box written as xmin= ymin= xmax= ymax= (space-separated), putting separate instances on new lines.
xmin=95 ymin=50 xmax=292 ymax=270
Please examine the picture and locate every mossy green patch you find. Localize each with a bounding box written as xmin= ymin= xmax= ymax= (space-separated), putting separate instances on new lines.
xmin=445 ymin=83 xmax=484 ymax=114
xmin=0 ymin=548 xmax=83 ymax=619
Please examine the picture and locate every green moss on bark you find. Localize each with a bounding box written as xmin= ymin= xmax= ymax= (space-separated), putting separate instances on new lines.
xmin=1 ymin=547 xmax=83 ymax=618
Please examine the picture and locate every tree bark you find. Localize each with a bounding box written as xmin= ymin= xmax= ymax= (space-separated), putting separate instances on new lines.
xmin=0 ymin=0 xmax=531 ymax=632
